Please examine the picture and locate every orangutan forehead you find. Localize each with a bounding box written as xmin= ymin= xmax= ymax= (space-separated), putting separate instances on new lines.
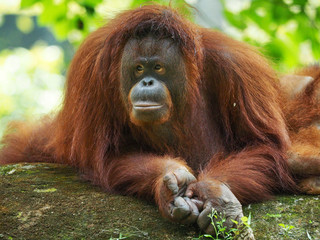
xmin=123 ymin=36 xmax=180 ymax=59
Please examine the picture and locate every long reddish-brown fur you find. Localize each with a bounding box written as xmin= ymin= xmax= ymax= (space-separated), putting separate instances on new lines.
xmin=281 ymin=65 xmax=320 ymax=193
xmin=1 ymin=5 xmax=319 ymax=211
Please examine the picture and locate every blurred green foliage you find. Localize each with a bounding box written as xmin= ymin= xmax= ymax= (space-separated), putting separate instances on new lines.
xmin=0 ymin=0 xmax=319 ymax=137
xmin=223 ymin=0 xmax=320 ymax=70
xmin=20 ymin=0 xmax=190 ymax=45
xmin=0 ymin=44 xmax=64 ymax=135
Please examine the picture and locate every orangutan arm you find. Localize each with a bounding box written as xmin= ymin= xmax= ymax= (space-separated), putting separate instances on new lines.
xmin=101 ymin=153 xmax=199 ymax=224
xmin=198 ymin=146 xmax=294 ymax=204
xmin=185 ymin=145 xmax=294 ymax=235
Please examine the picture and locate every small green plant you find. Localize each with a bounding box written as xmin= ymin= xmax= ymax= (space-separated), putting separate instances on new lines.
xmin=264 ymin=213 xmax=282 ymax=219
xmin=109 ymin=233 xmax=127 ymax=240
xmin=194 ymin=209 xmax=252 ymax=240
xmin=278 ymin=223 xmax=295 ymax=237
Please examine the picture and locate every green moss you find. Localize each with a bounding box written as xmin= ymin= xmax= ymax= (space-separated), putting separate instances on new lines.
xmin=243 ymin=195 xmax=319 ymax=239
xmin=1 ymin=163 xmax=319 ymax=240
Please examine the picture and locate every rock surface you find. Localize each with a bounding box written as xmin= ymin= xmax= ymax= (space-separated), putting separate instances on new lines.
xmin=0 ymin=163 xmax=319 ymax=240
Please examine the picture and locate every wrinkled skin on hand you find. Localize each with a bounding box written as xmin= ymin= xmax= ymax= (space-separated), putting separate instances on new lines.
xmin=157 ymin=167 xmax=201 ymax=224
xmin=158 ymin=173 xmax=255 ymax=239
xmin=186 ymin=180 xmax=244 ymax=234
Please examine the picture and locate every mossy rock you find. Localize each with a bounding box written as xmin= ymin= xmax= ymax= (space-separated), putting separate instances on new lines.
xmin=0 ymin=163 xmax=319 ymax=240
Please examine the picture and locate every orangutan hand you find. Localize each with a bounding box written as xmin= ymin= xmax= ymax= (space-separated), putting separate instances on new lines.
xmin=157 ymin=167 xmax=201 ymax=224
xmin=186 ymin=180 xmax=244 ymax=234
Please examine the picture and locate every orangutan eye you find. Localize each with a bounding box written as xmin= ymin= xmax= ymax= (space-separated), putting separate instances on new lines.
xmin=136 ymin=65 xmax=144 ymax=72
xmin=155 ymin=64 xmax=161 ymax=70
xmin=154 ymin=64 xmax=165 ymax=74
